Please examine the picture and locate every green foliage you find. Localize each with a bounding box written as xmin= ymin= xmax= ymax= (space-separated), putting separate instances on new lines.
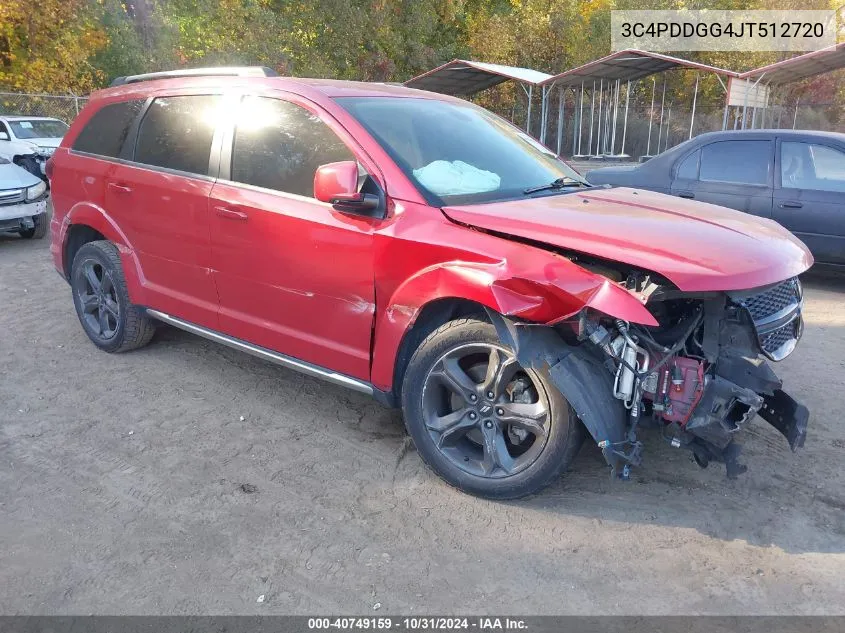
xmin=0 ymin=0 xmax=840 ymax=122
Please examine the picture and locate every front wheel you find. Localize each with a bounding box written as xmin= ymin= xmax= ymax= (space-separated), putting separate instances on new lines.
xmin=401 ymin=318 xmax=584 ymax=499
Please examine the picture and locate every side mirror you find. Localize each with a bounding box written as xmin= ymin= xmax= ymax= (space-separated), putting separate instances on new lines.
xmin=0 ymin=132 xmax=9 ymax=141
xmin=314 ymin=161 xmax=379 ymax=213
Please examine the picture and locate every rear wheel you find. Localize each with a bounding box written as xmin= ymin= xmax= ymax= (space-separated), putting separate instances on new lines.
xmin=401 ymin=318 xmax=584 ymax=499
xmin=70 ymin=241 xmax=155 ymax=352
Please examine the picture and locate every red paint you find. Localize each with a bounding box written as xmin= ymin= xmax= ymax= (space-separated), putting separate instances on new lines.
xmin=51 ymin=76 xmax=813 ymax=394
xmin=314 ymin=161 xmax=359 ymax=203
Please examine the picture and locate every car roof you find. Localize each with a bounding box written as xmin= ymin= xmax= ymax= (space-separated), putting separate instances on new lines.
xmin=693 ymin=129 xmax=845 ymax=143
xmin=91 ymin=75 xmax=460 ymax=104
xmin=0 ymin=115 xmax=64 ymax=121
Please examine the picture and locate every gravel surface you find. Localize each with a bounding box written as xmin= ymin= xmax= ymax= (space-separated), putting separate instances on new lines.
xmin=1 ymin=230 xmax=843 ymax=615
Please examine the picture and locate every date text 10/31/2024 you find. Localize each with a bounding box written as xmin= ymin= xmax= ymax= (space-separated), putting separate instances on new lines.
xmin=307 ymin=617 xmax=528 ymax=630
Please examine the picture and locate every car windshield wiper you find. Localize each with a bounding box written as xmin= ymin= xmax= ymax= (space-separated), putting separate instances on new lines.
xmin=523 ymin=177 xmax=588 ymax=195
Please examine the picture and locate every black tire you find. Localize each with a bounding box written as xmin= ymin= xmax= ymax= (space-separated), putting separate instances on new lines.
xmin=401 ymin=317 xmax=585 ymax=499
xmin=19 ymin=212 xmax=47 ymax=239
xmin=70 ymin=240 xmax=156 ymax=353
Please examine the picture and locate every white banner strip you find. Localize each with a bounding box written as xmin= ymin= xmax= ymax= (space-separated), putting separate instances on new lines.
xmin=611 ymin=10 xmax=836 ymax=52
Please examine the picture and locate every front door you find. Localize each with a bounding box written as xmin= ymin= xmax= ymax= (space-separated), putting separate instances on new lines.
xmin=208 ymin=94 xmax=379 ymax=380
xmin=774 ymin=138 xmax=845 ymax=265
xmin=683 ymin=139 xmax=774 ymax=219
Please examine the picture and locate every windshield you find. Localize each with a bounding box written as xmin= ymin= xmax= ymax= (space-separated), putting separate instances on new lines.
xmin=335 ymin=96 xmax=586 ymax=205
xmin=8 ymin=119 xmax=69 ymax=140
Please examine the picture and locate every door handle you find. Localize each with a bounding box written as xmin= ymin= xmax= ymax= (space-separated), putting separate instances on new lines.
xmin=108 ymin=182 xmax=132 ymax=194
xmin=215 ymin=206 xmax=249 ymax=221
xmin=677 ymin=191 xmax=695 ymax=199
xmin=779 ymin=201 xmax=803 ymax=209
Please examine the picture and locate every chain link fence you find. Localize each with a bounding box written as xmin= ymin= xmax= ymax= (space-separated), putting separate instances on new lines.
xmin=0 ymin=92 xmax=89 ymax=125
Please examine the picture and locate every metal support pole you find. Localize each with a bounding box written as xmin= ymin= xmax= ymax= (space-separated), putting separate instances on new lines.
xmin=763 ymin=82 xmax=771 ymax=128
xmin=689 ymin=73 xmax=699 ymax=140
xmin=526 ymin=84 xmax=533 ymax=134
xmin=586 ymin=82 xmax=595 ymax=155
xmin=595 ymin=79 xmax=604 ymax=156
xmin=556 ymin=85 xmax=565 ymax=155
xmin=664 ymin=105 xmax=672 ymax=151
xmin=646 ymin=78 xmax=656 ymax=156
xmin=578 ymin=82 xmax=585 ymax=155
xmin=610 ymin=79 xmax=620 ymax=155
xmin=656 ymin=78 xmax=666 ymax=156
xmin=793 ymin=96 xmax=800 ymax=129
xmin=539 ymin=86 xmax=546 ymax=143
xmin=621 ymin=80 xmax=631 ymax=157
xmin=573 ymin=85 xmax=581 ymax=156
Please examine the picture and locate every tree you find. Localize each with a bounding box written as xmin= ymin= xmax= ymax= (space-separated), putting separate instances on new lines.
xmin=0 ymin=0 xmax=107 ymax=93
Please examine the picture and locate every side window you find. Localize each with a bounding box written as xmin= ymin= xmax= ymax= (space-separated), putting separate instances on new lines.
xmin=675 ymin=149 xmax=700 ymax=180
xmin=700 ymin=140 xmax=772 ymax=185
xmin=72 ymin=100 xmax=145 ymax=158
xmin=231 ymin=96 xmax=355 ymax=197
xmin=782 ymin=141 xmax=845 ymax=193
xmin=135 ymin=95 xmax=221 ymax=175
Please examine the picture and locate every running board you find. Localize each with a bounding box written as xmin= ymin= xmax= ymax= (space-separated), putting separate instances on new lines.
xmin=145 ymin=309 xmax=374 ymax=396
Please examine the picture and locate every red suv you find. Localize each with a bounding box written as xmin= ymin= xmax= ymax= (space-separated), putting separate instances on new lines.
xmin=49 ymin=67 xmax=812 ymax=499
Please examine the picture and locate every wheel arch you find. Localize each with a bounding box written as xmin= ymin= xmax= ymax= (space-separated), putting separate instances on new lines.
xmin=370 ymin=257 xmax=657 ymax=398
xmin=61 ymin=203 xmax=145 ymax=304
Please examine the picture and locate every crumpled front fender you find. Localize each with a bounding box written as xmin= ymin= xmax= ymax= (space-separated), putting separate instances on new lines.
xmin=486 ymin=309 xmax=631 ymax=475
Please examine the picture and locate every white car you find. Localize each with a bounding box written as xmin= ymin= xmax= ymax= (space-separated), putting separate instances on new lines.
xmin=0 ymin=115 xmax=69 ymax=181
xmin=0 ymin=156 xmax=49 ymax=238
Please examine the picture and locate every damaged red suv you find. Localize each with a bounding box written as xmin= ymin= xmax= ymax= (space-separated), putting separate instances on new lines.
xmin=49 ymin=67 xmax=811 ymax=499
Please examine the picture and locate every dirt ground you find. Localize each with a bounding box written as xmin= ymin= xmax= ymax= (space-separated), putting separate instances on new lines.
xmin=1 ymin=229 xmax=844 ymax=616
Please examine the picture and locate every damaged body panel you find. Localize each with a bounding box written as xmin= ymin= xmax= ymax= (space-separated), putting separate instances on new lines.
xmin=485 ymin=272 xmax=810 ymax=480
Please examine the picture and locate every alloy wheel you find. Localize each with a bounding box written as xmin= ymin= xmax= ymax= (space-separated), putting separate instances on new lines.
xmin=421 ymin=343 xmax=550 ymax=478
xmin=76 ymin=260 xmax=120 ymax=341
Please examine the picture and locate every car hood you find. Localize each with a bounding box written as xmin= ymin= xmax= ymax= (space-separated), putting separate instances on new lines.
xmin=25 ymin=137 xmax=62 ymax=148
xmin=0 ymin=162 xmax=42 ymax=190
xmin=442 ymin=187 xmax=813 ymax=292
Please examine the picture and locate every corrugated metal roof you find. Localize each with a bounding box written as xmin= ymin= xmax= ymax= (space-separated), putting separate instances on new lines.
xmin=541 ymin=49 xmax=738 ymax=86
xmin=739 ymin=43 xmax=845 ymax=85
xmin=404 ymin=59 xmax=553 ymax=96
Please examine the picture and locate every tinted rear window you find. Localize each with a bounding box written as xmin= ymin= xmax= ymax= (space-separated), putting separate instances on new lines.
xmin=700 ymin=140 xmax=771 ymax=185
xmin=134 ymin=95 xmax=221 ymax=175
xmin=73 ymin=100 xmax=145 ymax=157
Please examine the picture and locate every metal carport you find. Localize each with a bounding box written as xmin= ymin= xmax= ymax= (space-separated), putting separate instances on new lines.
xmin=403 ymin=59 xmax=553 ymax=134
xmin=734 ymin=43 xmax=845 ymax=130
xmin=539 ymin=49 xmax=738 ymax=158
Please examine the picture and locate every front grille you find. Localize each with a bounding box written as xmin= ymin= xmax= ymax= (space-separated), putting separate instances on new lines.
xmin=760 ymin=321 xmax=800 ymax=357
xmin=743 ymin=278 xmax=801 ymax=322
xmin=0 ymin=189 xmax=25 ymax=206
xmin=737 ymin=277 xmax=803 ymax=361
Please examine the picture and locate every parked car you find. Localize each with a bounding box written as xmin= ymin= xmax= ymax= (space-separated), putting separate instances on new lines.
xmin=49 ymin=68 xmax=811 ymax=499
xmin=0 ymin=155 xmax=48 ymax=238
xmin=587 ymin=130 xmax=845 ymax=267
xmin=0 ymin=115 xmax=69 ymax=182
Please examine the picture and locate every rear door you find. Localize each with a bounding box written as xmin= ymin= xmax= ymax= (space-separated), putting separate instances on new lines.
xmin=677 ymin=139 xmax=774 ymax=218
xmin=774 ymin=138 xmax=845 ymax=265
xmin=208 ymin=93 xmax=380 ymax=380
xmin=104 ymin=91 xmax=224 ymax=329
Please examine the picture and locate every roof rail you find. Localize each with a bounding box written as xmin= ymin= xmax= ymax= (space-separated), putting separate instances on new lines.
xmin=110 ymin=66 xmax=278 ymax=87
